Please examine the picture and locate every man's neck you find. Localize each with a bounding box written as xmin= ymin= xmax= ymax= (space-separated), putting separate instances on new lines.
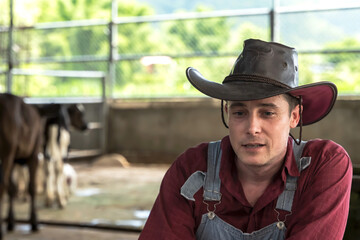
xmin=236 ymin=158 xmax=283 ymax=185
xmin=235 ymin=157 xmax=284 ymax=206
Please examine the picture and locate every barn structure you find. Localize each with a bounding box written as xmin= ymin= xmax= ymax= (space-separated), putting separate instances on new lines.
xmin=0 ymin=0 xmax=360 ymax=239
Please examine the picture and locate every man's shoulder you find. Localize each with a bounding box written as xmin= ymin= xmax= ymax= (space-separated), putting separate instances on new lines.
xmin=306 ymin=138 xmax=347 ymax=152
xmin=174 ymin=136 xmax=229 ymax=174
xmin=180 ymin=141 xmax=208 ymax=160
xmin=172 ymin=141 xmax=209 ymax=176
xmin=304 ymin=138 xmax=350 ymax=160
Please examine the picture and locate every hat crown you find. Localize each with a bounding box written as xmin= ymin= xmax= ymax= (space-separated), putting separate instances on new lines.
xmin=186 ymin=38 xmax=337 ymax=126
xmin=230 ymin=39 xmax=299 ymax=88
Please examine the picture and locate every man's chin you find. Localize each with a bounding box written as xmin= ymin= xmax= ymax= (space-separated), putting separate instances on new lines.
xmin=238 ymin=157 xmax=269 ymax=168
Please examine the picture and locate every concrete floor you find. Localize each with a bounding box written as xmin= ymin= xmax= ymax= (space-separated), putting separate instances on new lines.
xmin=2 ymin=161 xmax=169 ymax=240
xmin=5 ymin=224 xmax=140 ymax=240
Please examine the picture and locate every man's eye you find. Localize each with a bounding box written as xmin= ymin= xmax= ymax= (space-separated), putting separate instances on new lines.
xmin=263 ymin=112 xmax=275 ymax=116
xmin=233 ymin=111 xmax=244 ymax=116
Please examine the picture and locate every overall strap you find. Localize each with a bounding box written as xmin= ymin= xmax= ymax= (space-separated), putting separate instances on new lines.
xmin=203 ymin=140 xmax=222 ymax=201
xmin=275 ymin=140 xmax=311 ymax=212
xmin=180 ymin=140 xmax=222 ymax=201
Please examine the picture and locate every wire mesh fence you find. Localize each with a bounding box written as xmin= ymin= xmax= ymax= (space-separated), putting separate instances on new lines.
xmin=299 ymin=52 xmax=360 ymax=94
xmin=8 ymin=26 xmax=109 ymax=65
xmin=278 ymin=8 xmax=360 ymax=50
xmin=0 ymin=4 xmax=360 ymax=98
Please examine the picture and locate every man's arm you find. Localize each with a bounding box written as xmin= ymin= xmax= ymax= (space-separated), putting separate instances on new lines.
xmin=139 ymin=149 xmax=204 ymax=240
xmin=287 ymin=143 xmax=352 ymax=240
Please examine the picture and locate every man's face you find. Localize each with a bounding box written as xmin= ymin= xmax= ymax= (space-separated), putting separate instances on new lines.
xmin=225 ymin=95 xmax=300 ymax=168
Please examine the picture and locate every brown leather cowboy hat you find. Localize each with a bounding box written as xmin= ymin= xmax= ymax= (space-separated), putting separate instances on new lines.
xmin=186 ymin=39 xmax=337 ymax=126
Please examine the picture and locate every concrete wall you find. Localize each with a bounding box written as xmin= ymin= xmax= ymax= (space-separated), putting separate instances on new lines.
xmin=299 ymin=97 xmax=360 ymax=165
xmin=106 ymin=96 xmax=360 ymax=165
xmin=67 ymin=102 xmax=105 ymax=158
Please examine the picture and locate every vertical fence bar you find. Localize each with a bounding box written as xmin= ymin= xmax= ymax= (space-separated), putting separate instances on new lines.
xmin=101 ymin=75 xmax=108 ymax=154
xmin=108 ymin=0 xmax=118 ymax=99
xmin=270 ymin=9 xmax=275 ymax=42
xmin=6 ymin=0 xmax=14 ymax=93
xmin=270 ymin=0 xmax=280 ymax=42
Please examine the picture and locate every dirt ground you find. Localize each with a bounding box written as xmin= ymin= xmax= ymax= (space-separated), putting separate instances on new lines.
xmin=6 ymin=224 xmax=141 ymax=240
xmin=4 ymin=154 xmax=170 ymax=240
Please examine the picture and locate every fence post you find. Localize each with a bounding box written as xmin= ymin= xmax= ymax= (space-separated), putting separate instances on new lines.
xmin=6 ymin=0 xmax=14 ymax=93
xmin=108 ymin=0 xmax=118 ymax=99
xmin=101 ymin=75 xmax=108 ymax=154
xmin=270 ymin=0 xmax=280 ymax=42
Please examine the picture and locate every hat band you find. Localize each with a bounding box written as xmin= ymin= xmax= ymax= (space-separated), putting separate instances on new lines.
xmin=223 ymin=74 xmax=291 ymax=89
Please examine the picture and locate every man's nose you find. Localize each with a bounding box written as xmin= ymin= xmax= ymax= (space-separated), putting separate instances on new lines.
xmin=247 ymin=114 xmax=261 ymax=135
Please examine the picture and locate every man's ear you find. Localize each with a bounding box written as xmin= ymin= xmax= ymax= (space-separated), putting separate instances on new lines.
xmin=290 ymin=104 xmax=302 ymax=128
xmin=224 ymin=101 xmax=229 ymax=114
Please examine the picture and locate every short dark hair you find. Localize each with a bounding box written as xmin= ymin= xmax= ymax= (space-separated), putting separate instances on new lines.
xmin=283 ymin=93 xmax=300 ymax=113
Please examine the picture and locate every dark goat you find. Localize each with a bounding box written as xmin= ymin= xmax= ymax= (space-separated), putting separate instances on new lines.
xmin=0 ymin=93 xmax=43 ymax=239
xmin=37 ymin=104 xmax=88 ymax=149
xmin=36 ymin=103 xmax=88 ymax=208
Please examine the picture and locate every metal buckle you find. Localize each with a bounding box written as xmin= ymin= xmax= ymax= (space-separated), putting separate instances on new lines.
xmin=276 ymin=221 xmax=285 ymax=229
xmin=203 ymin=200 xmax=221 ymax=220
xmin=274 ymin=208 xmax=292 ymax=225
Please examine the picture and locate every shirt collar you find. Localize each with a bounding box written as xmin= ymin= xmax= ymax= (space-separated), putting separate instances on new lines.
xmin=220 ymin=136 xmax=300 ymax=178
xmin=219 ymin=136 xmax=301 ymax=208
xmin=283 ymin=137 xmax=301 ymax=178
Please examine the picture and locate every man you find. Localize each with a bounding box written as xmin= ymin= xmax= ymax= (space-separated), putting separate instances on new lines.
xmin=139 ymin=39 xmax=352 ymax=239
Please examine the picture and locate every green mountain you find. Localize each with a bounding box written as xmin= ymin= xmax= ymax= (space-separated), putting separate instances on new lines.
xmin=135 ymin=0 xmax=360 ymax=50
xmin=136 ymin=0 xmax=273 ymax=14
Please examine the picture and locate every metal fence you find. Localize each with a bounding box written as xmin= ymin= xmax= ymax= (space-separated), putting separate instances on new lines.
xmin=1 ymin=3 xmax=360 ymax=98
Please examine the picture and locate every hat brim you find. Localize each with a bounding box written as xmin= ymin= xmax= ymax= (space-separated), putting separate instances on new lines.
xmin=186 ymin=67 xmax=337 ymax=126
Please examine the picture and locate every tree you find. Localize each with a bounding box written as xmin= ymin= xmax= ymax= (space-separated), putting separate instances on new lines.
xmin=320 ymin=38 xmax=360 ymax=94
xmin=17 ymin=0 xmax=159 ymax=97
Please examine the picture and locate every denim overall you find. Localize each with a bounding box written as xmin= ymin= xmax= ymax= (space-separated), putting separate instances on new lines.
xmin=181 ymin=140 xmax=311 ymax=240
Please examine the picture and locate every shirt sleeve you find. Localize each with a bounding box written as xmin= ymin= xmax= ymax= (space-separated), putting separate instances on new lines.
xmin=286 ymin=142 xmax=353 ymax=240
xmin=139 ymin=150 xmax=203 ymax=240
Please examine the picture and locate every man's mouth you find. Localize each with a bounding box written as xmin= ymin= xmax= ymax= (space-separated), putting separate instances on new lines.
xmin=243 ymin=144 xmax=265 ymax=148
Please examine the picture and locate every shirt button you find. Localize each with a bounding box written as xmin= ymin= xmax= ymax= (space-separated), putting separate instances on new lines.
xmin=244 ymin=207 xmax=252 ymax=214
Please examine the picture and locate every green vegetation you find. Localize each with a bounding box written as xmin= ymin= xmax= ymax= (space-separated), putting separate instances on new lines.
xmin=0 ymin=0 xmax=359 ymax=98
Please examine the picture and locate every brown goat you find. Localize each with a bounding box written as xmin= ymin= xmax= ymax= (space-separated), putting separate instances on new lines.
xmin=0 ymin=93 xmax=43 ymax=239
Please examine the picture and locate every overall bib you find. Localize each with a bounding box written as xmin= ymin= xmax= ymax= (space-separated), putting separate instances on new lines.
xmin=181 ymin=140 xmax=311 ymax=240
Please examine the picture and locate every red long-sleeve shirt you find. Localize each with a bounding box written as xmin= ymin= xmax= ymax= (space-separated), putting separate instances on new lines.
xmin=139 ymin=136 xmax=352 ymax=240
